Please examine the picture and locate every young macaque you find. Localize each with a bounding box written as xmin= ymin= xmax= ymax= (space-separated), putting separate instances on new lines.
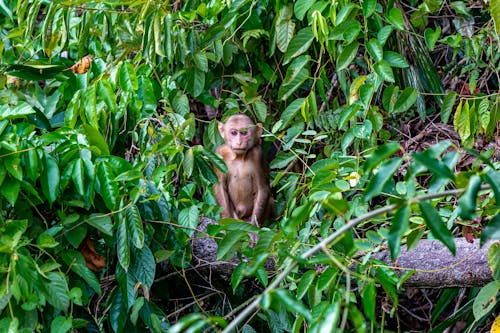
xmin=214 ymin=114 xmax=274 ymax=230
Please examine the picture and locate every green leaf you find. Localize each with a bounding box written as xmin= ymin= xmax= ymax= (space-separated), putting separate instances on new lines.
xmin=386 ymin=7 xmax=404 ymax=30
xmin=130 ymin=297 xmax=145 ymax=325
xmin=374 ymin=60 xmax=395 ymax=82
xmin=363 ymin=142 xmax=402 ymax=173
xmin=173 ymin=92 xmax=190 ymax=116
xmin=473 ymin=281 xmax=500 ymax=320
xmin=97 ymin=162 xmax=119 ymax=211
xmin=0 ymin=177 xmax=20 ymax=206
xmin=296 ymin=270 xmax=316 ymax=300
xmin=273 ymin=289 xmax=312 ymax=322
xmin=217 ymin=230 xmax=247 ymax=260
xmin=424 ymin=27 xmax=441 ymax=51
xmin=440 ymin=92 xmax=456 ymax=124
xmin=366 ymin=38 xmax=383 ymax=62
xmin=284 ymin=27 xmax=314 ymax=64
xmin=0 ymin=102 xmax=35 ymax=120
xmin=276 ymin=20 xmax=295 ymax=53
xmin=61 ymin=250 xmax=102 ymax=295
xmin=336 ymin=41 xmax=359 ymax=71
xmin=457 ymin=174 xmax=481 ymax=220
xmin=477 ymin=98 xmax=490 ymax=132
xmin=83 ymin=124 xmax=110 ymax=155
xmin=294 ymin=0 xmax=316 ymax=20
xmin=117 ymin=216 xmax=130 ymax=270
xmin=393 ymin=87 xmax=417 ymax=114
xmin=50 ymin=316 xmax=72 ymax=333
xmin=153 ymin=10 xmax=166 ymax=57
xmin=37 ymin=233 xmax=59 ymax=248
xmin=319 ymin=303 xmax=341 ymax=331
xmin=41 ymin=153 xmax=60 ymax=205
xmin=480 ymin=213 xmax=500 ymax=245
xmin=362 ymin=0 xmax=376 ymax=18
xmin=119 ymin=62 xmax=139 ymax=92
xmin=83 ymin=85 xmax=98 ymax=128
xmin=388 ymin=205 xmax=410 ymax=260
xmin=45 ymin=272 xmax=70 ymax=311
xmin=331 ymin=19 xmax=361 ymax=42
xmin=338 ymin=104 xmax=359 ymax=130
xmin=129 ymin=246 xmax=156 ymax=288
xmin=456 ymin=100 xmax=471 ymax=142
xmin=482 ymin=169 xmax=500 ymax=208
xmin=253 ymin=100 xmax=267 ymax=123
xmin=194 ymin=51 xmax=209 ymax=72
xmin=412 ymin=150 xmax=455 ymax=180
xmin=362 ymin=282 xmax=376 ymax=321
xmin=98 ymin=79 xmax=117 ymax=113
xmin=86 ymin=213 xmax=113 ymax=236
xmin=126 ymin=205 xmax=144 ymax=249
xmin=364 ymin=157 xmax=402 ymax=201
xmin=383 ymin=51 xmax=409 ymax=68
xmin=178 ymin=205 xmax=199 ymax=237
xmin=378 ymin=25 xmax=393 ymax=45
xmin=65 ymin=90 xmax=80 ymax=128
xmin=72 ymin=159 xmax=85 ymax=196
xmin=279 ymin=55 xmax=310 ymax=100
xmin=186 ymin=67 xmax=205 ymax=97
xmin=419 ymin=201 xmax=456 ymax=255
xmin=492 ymin=0 xmax=500 ymax=36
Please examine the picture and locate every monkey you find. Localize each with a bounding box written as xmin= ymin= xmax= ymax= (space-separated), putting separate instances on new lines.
xmin=213 ymin=114 xmax=274 ymax=231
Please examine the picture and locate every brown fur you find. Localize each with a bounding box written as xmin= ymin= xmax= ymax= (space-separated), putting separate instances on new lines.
xmin=214 ymin=115 xmax=273 ymax=226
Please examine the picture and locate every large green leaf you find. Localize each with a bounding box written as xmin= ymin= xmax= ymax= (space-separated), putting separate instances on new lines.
xmin=278 ymin=55 xmax=310 ymax=100
xmin=0 ymin=102 xmax=35 ymax=120
xmin=284 ymin=27 xmax=314 ymax=64
xmin=386 ymin=7 xmax=404 ymax=30
xmin=41 ymin=153 xmax=60 ymax=205
xmin=388 ymin=205 xmax=410 ymax=260
xmin=367 ymin=38 xmax=383 ymax=62
xmin=457 ymin=174 xmax=481 ymax=220
xmin=0 ymin=176 xmax=20 ymax=206
xmin=126 ymin=204 xmax=145 ymax=249
xmin=178 ymin=205 xmax=199 ymax=237
xmin=273 ymin=289 xmax=312 ymax=322
xmin=117 ymin=216 xmax=130 ymax=270
xmin=419 ymin=201 xmax=456 ymax=254
xmin=363 ymin=142 xmax=402 ymax=173
xmin=119 ymin=62 xmax=139 ymax=92
xmin=276 ymin=16 xmax=295 ymax=53
xmin=45 ymin=272 xmax=70 ymax=311
xmin=440 ymin=91 xmax=456 ymax=124
xmin=364 ymin=157 xmax=402 ymax=201
xmin=97 ymin=162 xmax=119 ymax=211
xmin=336 ymin=41 xmax=359 ymax=71
xmin=294 ymin=0 xmax=315 ymax=20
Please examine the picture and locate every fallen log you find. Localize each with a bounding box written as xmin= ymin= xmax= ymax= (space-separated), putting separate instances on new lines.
xmin=187 ymin=217 xmax=494 ymax=288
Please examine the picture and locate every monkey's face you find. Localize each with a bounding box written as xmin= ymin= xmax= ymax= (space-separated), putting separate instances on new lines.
xmin=226 ymin=126 xmax=257 ymax=155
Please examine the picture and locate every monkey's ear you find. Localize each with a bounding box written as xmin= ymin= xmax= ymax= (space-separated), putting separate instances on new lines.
xmin=255 ymin=123 xmax=263 ymax=137
xmin=218 ymin=121 xmax=225 ymax=136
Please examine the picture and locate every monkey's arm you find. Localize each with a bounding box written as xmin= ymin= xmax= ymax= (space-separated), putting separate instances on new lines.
xmin=251 ymin=150 xmax=271 ymax=225
xmin=214 ymin=147 xmax=236 ymax=219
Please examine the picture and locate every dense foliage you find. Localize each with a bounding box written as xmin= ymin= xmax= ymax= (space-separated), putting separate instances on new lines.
xmin=0 ymin=0 xmax=499 ymax=332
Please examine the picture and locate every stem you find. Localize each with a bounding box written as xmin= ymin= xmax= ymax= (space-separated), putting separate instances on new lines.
xmin=221 ymin=185 xmax=490 ymax=332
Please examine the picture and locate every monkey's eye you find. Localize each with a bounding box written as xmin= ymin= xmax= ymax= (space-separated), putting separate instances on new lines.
xmin=230 ymin=130 xmax=238 ymax=136
xmin=240 ymin=130 xmax=248 ymax=135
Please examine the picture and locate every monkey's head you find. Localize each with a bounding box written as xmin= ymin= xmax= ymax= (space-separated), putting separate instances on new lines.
xmin=219 ymin=114 xmax=262 ymax=156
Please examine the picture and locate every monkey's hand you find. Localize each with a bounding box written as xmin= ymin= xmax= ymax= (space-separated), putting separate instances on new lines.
xmin=251 ymin=215 xmax=259 ymax=226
